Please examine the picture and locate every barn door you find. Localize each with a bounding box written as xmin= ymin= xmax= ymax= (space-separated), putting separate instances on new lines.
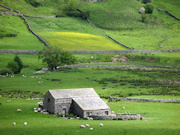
xmin=62 ymin=108 xmax=66 ymax=115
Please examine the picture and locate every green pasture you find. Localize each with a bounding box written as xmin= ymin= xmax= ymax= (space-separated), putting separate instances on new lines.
xmin=0 ymin=66 xmax=179 ymax=98
xmin=26 ymin=17 xmax=127 ymax=51
xmin=0 ymin=15 xmax=44 ymax=50
xmin=79 ymin=0 xmax=144 ymax=30
xmin=154 ymin=0 xmax=180 ymax=17
xmin=0 ymin=0 xmax=59 ymax=16
xmin=0 ymin=97 xmax=179 ymax=135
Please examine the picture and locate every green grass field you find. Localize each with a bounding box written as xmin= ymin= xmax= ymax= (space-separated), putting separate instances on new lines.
xmin=0 ymin=97 xmax=180 ymax=135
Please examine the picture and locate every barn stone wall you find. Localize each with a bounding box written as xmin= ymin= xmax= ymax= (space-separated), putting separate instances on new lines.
xmin=70 ymin=100 xmax=84 ymax=117
xmin=84 ymin=109 xmax=110 ymax=118
xmin=43 ymin=92 xmax=55 ymax=114
xmin=54 ymin=98 xmax=72 ymax=114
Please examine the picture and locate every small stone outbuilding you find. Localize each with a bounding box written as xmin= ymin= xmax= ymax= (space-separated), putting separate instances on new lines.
xmin=43 ymin=88 xmax=111 ymax=118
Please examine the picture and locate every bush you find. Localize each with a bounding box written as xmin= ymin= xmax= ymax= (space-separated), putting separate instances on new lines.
xmin=144 ymin=3 xmax=154 ymax=14
xmin=0 ymin=68 xmax=12 ymax=75
xmin=14 ymin=55 xmax=23 ymax=74
xmin=25 ymin=0 xmax=42 ymax=7
xmin=142 ymin=0 xmax=153 ymax=4
xmin=6 ymin=61 xmax=19 ymax=74
xmin=140 ymin=117 xmax=143 ymax=120
xmin=118 ymin=118 xmax=123 ymax=120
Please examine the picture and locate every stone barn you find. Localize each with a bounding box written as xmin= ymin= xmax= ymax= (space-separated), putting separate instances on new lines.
xmin=43 ymin=88 xmax=111 ymax=118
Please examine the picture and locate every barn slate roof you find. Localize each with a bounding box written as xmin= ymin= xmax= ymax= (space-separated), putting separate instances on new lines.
xmin=48 ymin=88 xmax=99 ymax=99
xmin=48 ymin=88 xmax=110 ymax=111
xmin=73 ymin=97 xmax=110 ymax=110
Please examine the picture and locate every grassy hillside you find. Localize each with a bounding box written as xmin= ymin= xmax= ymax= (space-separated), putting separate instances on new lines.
xmin=154 ymin=0 xmax=180 ymax=17
xmin=0 ymin=0 xmax=59 ymax=16
xmin=79 ymin=0 xmax=180 ymax=50
xmin=0 ymin=15 xmax=44 ymax=50
xmin=26 ymin=17 xmax=127 ymax=50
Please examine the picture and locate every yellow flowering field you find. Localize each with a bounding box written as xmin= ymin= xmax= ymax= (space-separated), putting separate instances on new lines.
xmin=40 ymin=31 xmax=127 ymax=50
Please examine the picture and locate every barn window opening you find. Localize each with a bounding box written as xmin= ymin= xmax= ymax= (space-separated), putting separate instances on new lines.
xmin=48 ymin=98 xmax=50 ymax=102
xmin=105 ymin=111 xmax=109 ymax=115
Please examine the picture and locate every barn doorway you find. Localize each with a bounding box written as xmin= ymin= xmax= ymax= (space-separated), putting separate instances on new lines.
xmin=63 ymin=108 xmax=66 ymax=115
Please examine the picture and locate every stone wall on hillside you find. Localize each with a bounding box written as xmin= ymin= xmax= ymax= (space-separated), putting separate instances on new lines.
xmin=156 ymin=7 xmax=180 ymax=21
xmin=109 ymin=97 xmax=180 ymax=103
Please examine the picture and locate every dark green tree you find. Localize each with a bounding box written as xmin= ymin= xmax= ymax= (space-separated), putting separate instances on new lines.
xmin=14 ymin=55 xmax=23 ymax=73
xmin=38 ymin=46 xmax=76 ymax=71
xmin=6 ymin=61 xmax=19 ymax=74
xmin=144 ymin=3 xmax=154 ymax=14
xmin=59 ymin=51 xmax=76 ymax=66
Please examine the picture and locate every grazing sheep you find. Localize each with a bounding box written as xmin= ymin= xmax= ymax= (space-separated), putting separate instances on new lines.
xmin=13 ymin=122 xmax=16 ymax=126
xmin=17 ymin=109 xmax=22 ymax=112
xmin=122 ymin=107 xmax=125 ymax=110
xmin=80 ymin=125 xmax=85 ymax=128
xmin=111 ymin=111 xmax=115 ymax=114
xmin=86 ymin=124 xmax=90 ymax=127
xmin=24 ymin=122 xmax=27 ymax=126
xmin=89 ymin=117 xmax=93 ymax=120
xmin=100 ymin=123 xmax=103 ymax=127
xmin=90 ymin=128 xmax=93 ymax=130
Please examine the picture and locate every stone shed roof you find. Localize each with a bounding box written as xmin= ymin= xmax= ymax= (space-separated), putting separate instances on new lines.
xmin=48 ymin=88 xmax=99 ymax=99
xmin=73 ymin=97 xmax=110 ymax=110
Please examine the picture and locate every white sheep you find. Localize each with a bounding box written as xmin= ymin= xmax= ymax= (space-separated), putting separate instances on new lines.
xmin=80 ymin=125 xmax=85 ymax=128
xmin=86 ymin=124 xmax=90 ymax=127
xmin=24 ymin=122 xmax=27 ymax=126
xmin=90 ymin=128 xmax=93 ymax=130
xmin=89 ymin=117 xmax=93 ymax=120
xmin=17 ymin=109 xmax=22 ymax=112
xmin=122 ymin=107 xmax=125 ymax=110
xmin=111 ymin=111 xmax=115 ymax=114
xmin=100 ymin=123 xmax=103 ymax=127
xmin=13 ymin=122 xmax=16 ymax=126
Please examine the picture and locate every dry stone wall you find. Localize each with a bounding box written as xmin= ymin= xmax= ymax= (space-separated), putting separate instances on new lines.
xmin=109 ymin=97 xmax=180 ymax=103
xmin=0 ymin=4 xmax=49 ymax=47
xmin=156 ymin=7 xmax=180 ymax=21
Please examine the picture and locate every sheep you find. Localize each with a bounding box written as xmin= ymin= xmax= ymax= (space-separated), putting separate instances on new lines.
xmin=24 ymin=122 xmax=27 ymax=126
xmin=122 ymin=107 xmax=125 ymax=110
xmin=111 ymin=111 xmax=115 ymax=114
xmin=100 ymin=123 xmax=103 ymax=127
xmin=80 ymin=125 xmax=85 ymax=128
xmin=89 ymin=117 xmax=93 ymax=120
xmin=17 ymin=109 xmax=22 ymax=112
xmin=90 ymin=128 xmax=93 ymax=130
xmin=86 ymin=124 xmax=90 ymax=127
xmin=13 ymin=122 xmax=16 ymax=126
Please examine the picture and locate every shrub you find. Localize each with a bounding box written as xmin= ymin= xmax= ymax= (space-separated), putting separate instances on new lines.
xmin=118 ymin=118 xmax=123 ymax=120
xmin=142 ymin=0 xmax=153 ymax=4
xmin=144 ymin=3 xmax=155 ymax=14
xmin=6 ymin=61 xmax=19 ymax=74
xmin=25 ymin=0 xmax=42 ymax=7
xmin=140 ymin=117 xmax=143 ymax=120
xmin=0 ymin=68 xmax=12 ymax=75
xmin=14 ymin=55 xmax=23 ymax=74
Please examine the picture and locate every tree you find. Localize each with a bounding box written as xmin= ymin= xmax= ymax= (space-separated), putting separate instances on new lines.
xmin=59 ymin=51 xmax=76 ymax=66
xmin=6 ymin=61 xmax=19 ymax=74
xmin=14 ymin=55 xmax=23 ymax=73
xmin=144 ymin=3 xmax=154 ymax=14
xmin=38 ymin=46 xmax=76 ymax=71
